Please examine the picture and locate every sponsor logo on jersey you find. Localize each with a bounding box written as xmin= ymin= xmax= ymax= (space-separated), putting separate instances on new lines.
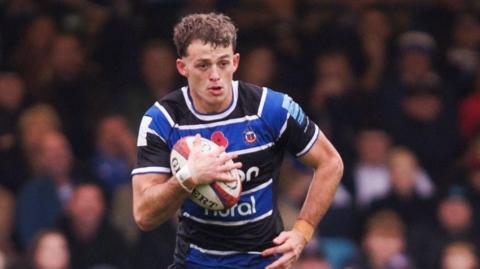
xmin=238 ymin=166 xmax=260 ymax=182
xmin=244 ymin=129 xmax=257 ymax=144
xmin=282 ymin=95 xmax=306 ymax=126
xmin=211 ymin=131 xmax=229 ymax=148
xmin=204 ymin=195 xmax=257 ymax=217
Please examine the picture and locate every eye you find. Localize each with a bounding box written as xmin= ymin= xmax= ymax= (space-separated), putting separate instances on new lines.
xmin=196 ymin=63 xmax=209 ymax=70
xmin=219 ymin=61 xmax=229 ymax=68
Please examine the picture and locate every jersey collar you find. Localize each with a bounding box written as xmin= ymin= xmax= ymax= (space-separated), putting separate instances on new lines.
xmin=182 ymin=81 xmax=239 ymax=121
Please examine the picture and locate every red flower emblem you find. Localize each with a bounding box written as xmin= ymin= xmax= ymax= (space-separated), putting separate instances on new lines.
xmin=211 ymin=131 xmax=229 ymax=148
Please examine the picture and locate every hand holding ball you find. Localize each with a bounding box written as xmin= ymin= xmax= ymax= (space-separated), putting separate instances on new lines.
xmin=170 ymin=135 xmax=242 ymax=210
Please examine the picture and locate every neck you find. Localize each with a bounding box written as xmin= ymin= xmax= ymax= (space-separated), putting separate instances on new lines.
xmin=190 ymin=84 xmax=233 ymax=113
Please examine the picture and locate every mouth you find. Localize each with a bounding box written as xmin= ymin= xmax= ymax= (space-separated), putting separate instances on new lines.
xmin=208 ymin=86 xmax=224 ymax=96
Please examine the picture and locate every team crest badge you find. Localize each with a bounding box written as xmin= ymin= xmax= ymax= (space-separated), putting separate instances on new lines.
xmin=244 ymin=129 xmax=257 ymax=144
xmin=211 ymin=131 xmax=229 ymax=148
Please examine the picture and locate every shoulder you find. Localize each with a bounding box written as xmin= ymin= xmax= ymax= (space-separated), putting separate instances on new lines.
xmin=139 ymin=89 xmax=186 ymax=142
xmin=237 ymin=81 xmax=292 ymax=116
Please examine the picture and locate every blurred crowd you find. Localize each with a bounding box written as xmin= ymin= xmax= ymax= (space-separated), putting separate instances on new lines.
xmin=2 ymin=0 xmax=480 ymax=268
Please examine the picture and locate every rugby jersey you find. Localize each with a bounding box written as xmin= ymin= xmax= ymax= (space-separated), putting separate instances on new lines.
xmin=133 ymin=80 xmax=320 ymax=267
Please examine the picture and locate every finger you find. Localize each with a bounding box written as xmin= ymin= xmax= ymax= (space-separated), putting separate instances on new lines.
xmin=262 ymin=246 xmax=278 ymax=257
xmin=269 ymin=243 xmax=294 ymax=255
xmin=218 ymin=161 xmax=242 ymax=172
xmin=213 ymin=172 xmax=238 ymax=182
xmin=265 ymin=253 xmax=295 ymax=269
xmin=273 ymin=232 xmax=289 ymax=245
xmin=192 ymin=134 xmax=202 ymax=147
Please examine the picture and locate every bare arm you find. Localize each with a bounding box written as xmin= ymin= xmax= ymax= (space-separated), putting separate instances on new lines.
xmin=263 ymin=133 xmax=343 ymax=269
xmin=132 ymin=135 xmax=242 ymax=231
xmin=132 ymin=173 xmax=189 ymax=231
xmin=297 ymin=132 xmax=344 ymax=228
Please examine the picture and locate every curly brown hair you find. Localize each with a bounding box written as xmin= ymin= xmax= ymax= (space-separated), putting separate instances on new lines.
xmin=173 ymin=13 xmax=237 ymax=57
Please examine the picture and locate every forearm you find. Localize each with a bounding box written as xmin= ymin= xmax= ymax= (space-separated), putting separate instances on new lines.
xmin=297 ymin=156 xmax=343 ymax=230
xmin=133 ymin=175 xmax=189 ymax=230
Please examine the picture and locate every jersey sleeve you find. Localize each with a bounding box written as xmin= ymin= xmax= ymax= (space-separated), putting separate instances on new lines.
xmin=132 ymin=102 xmax=174 ymax=175
xmin=259 ymin=88 xmax=320 ymax=157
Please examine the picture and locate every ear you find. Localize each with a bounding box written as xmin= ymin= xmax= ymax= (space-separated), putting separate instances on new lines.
xmin=176 ymin=58 xmax=188 ymax=77
xmin=232 ymin=53 xmax=240 ymax=73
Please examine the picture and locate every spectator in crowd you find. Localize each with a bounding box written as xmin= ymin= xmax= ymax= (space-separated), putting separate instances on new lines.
xmin=0 ymin=71 xmax=28 ymax=193
xmin=45 ymin=33 xmax=112 ymax=161
xmin=356 ymin=6 xmax=393 ymax=93
xmin=25 ymin=229 xmax=70 ymax=269
xmin=369 ymin=146 xmax=435 ymax=227
xmin=91 ymin=114 xmax=136 ymax=194
xmin=345 ymin=209 xmax=415 ymax=269
xmin=445 ymin=12 xmax=480 ymax=99
xmin=351 ymin=126 xmax=433 ymax=210
xmin=110 ymin=184 xmax=138 ymax=247
xmin=16 ymin=104 xmax=62 ymax=180
xmin=381 ymin=31 xmax=459 ymax=181
xmin=351 ymin=124 xmax=393 ymax=209
xmin=441 ymin=241 xmax=479 ymax=269
xmin=10 ymin=15 xmax=57 ymax=97
xmin=16 ymin=131 xmax=76 ymax=249
xmin=237 ymin=45 xmax=278 ymax=88
xmin=57 ymin=183 xmax=130 ymax=269
xmin=119 ymin=40 xmax=180 ymax=129
xmin=416 ymin=185 xmax=480 ymax=269
xmin=308 ymin=50 xmax=359 ymax=163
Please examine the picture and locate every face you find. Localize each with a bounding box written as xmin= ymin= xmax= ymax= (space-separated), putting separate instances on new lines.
xmin=39 ymin=133 xmax=73 ymax=179
xmin=365 ymin=232 xmax=404 ymax=266
xmin=34 ymin=233 xmax=70 ymax=269
xmin=176 ymin=40 xmax=239 ymax=113
xmin=241 ymin=47 xmax=274 ymax=86
xmin=0 ymin=73 xmax=24 ymax=111
xmin=142 ymin=45 xmax=176 ymax=86
xmin=356 ymin=130 xmax=390 ymax=164
xmin=69 ymin=185 xmax=105 ymax=229
xmin=388 ymin=151 xmax=417 ymax=194
xmin=439 ymin=199 xmax=472 ymax=232
xmin=442 ymin=244 xmax=478 ymax=269
xmin=51 ymin=36 xmax=85 ymax=78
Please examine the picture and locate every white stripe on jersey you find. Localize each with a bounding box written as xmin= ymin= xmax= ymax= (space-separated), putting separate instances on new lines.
xmin=177 ymin=115 xmax=259 ymax=130
xmin=296 ymin=124 xmax=320 ymax=157
xmin=257 ymin=87 xmax=268 ymax=117
xmin=182 ymin=81 xmax=239 ymax=121
xmin=182 ymin=210 xmax=272 ymax=226
xmin=241 ymin=179 xmax=272 ymax=195
xmin=147 ymin=128 xmax=165 ymax=143
xmin=277 ymin=113 xmax=289 ymax=141
xmin=131 ymin=166 xmax=171 ymax=175
xmin=155 ymin=102 xmax=175 ymax=127
xmin=189 ymin=243 xmax=262 ymax=255
xmin=231 ymin=142 xmax=274 ymax=156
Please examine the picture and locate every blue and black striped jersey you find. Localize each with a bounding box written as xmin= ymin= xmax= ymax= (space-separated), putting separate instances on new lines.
xmin=133 ymin=80 xmax=320 ymax=267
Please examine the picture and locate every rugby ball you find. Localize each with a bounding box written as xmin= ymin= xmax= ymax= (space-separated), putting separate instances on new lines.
xmin=170 ymin=136 xmax=242 ymax=210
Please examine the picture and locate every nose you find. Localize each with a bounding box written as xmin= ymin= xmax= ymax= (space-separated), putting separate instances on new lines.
xmin=209 ymin=65 xmax=220 ymax=81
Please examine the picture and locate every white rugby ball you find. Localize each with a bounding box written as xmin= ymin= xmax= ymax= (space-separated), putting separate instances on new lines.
xmin=170 ymin=136 xmax=242 ymax=210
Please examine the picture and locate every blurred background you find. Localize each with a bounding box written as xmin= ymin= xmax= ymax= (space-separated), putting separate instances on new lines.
xmin=1 ymin=0 xmax=480 ymax=268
